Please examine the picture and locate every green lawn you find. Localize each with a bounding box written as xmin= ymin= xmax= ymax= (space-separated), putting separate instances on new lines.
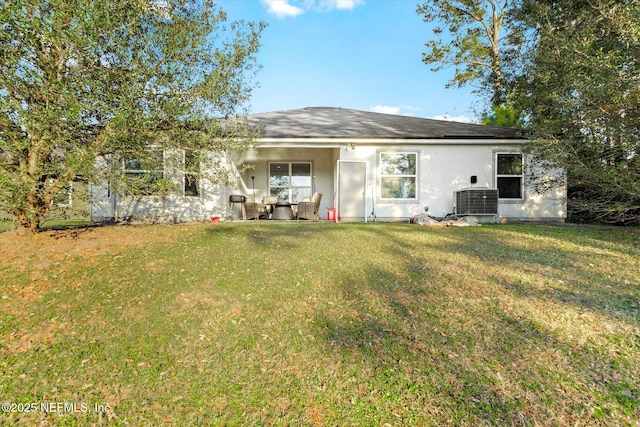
xmin=1 ymin=222 xmax=639 ymax=425
xmin=0 ymin=219 xmax=92 ymax=233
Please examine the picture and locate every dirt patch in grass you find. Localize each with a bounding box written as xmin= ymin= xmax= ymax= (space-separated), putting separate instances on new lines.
xmin=0 ymin=223 xmax=198 ymax=286
xmin=0 ymin=223 xmax=201 ymax=351
xmin=1 ymin=223 xmax=195 ymax=264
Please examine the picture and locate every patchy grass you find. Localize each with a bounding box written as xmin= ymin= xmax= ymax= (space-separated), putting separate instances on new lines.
xmin=0 ymin=219 xmax=92 ymax=233
xmin=0 ymin=222 xmax=638 ymax=426
xmin=39 ymin=219 xmax=92 ymax=231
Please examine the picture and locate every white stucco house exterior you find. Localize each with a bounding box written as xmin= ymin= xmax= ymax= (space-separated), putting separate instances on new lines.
xmin=90 ymin=107 xmax=566 ymax=223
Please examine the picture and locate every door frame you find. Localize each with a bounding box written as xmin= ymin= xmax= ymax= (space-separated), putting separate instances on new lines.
xmin=336 ymin=160 xmax=368 ymax=223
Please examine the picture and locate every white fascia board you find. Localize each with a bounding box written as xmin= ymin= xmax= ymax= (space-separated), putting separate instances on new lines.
xmin=254 ymin=138 xmax=530 ymax=148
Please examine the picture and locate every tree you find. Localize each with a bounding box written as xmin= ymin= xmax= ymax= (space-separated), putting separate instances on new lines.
xmin=417 ymin=0 xmax=524 ymax=107
xmin=514 ymin=0 xmax=640 ymax=224
xmin=0 ymin=0 xmax=265 ymax=234
xmin=480 ymin=103 xmax=524 ymax=127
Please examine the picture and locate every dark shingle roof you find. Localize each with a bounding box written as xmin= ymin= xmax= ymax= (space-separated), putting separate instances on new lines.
xmin=244 ymin=107 xmax=526 ymax=139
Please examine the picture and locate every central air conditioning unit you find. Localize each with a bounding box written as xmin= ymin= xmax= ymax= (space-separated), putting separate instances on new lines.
xmin=455 ymin=189 xmax=499 ymax=216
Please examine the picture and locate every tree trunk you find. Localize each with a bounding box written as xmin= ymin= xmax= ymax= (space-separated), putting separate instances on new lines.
xmin=14 ymin=213 xmax=40 ymax=236
xmin=490 ymin=6 xmax=503 ymax=107
xmin=12 ymin=192 xmax=50 ymax=235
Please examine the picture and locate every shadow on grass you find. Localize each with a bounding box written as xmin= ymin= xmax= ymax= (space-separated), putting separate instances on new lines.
xmin=40 ymin=219 xmax=93 ymax=231
xmin=314 ymin=269 xmax=557 ymax=423
xmin=205 ymin=221 xmax=345 ymax=248
xmin=311 ymin=223 xmax=639 ymax=424
xmin=1 ymin=219 xmax=97 ymax=234
xmin=437 ymin=226 xmax=640 ymax=324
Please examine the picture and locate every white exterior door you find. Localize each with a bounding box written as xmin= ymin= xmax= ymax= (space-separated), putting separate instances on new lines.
xmin=337 ymin=160 xmax=367 ymax=222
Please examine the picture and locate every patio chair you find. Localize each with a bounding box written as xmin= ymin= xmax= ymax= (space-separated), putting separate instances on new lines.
xmin=244 ymin=201 xmax=262 ymax=220
xmin=261 ymin=196 xmax=278 ymax=219
xmin=296 ymin=193 xmax=322 ymax=221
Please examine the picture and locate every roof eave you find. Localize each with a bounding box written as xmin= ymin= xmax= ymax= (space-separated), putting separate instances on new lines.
xmin=253 ymin=137 xmax=530 ymax=148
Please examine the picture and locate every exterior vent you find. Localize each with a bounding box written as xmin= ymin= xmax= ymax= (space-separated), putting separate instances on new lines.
xmin=455 ymin=189 xmax=498 ymax=216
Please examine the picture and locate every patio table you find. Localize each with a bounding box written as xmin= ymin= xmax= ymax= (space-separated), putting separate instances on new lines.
xmin=272 ymin=201 xmax=294 ymax=220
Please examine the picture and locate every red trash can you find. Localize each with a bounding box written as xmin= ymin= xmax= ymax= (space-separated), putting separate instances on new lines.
xmin=327 ymin=208 xmax=337 ymax=222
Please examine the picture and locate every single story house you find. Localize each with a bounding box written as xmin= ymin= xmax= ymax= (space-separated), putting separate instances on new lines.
xmin=90 ymin=107 xmax=566 ymax=223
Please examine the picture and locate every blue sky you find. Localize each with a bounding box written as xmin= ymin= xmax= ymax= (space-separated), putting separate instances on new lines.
xmin=218 ymin=0 xmax=482 ymax=123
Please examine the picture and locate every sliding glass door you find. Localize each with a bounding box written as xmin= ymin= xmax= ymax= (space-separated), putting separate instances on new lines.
xmin=269 ymin=162 xmax=312 ymax=202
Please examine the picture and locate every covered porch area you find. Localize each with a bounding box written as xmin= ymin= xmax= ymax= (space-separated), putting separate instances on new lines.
xmin=230 ymin=146 xmax=340 ymax=221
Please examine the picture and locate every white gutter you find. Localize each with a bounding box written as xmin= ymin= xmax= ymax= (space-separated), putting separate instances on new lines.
xmin=253 ymin=137 xmax=530 ymax=148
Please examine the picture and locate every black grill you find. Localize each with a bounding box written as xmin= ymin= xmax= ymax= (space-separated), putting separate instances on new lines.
xmin=229 ymin=195 xmax=246 ymax=203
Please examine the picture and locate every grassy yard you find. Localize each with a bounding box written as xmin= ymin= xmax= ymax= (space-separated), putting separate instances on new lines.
xmin=1 ymin=222 xmax=639 ymax=426
xmin=0 ymin=219 xmax=92 ymax=233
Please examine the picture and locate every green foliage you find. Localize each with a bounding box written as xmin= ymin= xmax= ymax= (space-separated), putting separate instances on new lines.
xmin=514 ymin=0 xmax=640 ymax=224
xmin=481 ymin=104 xmax=525 ymax=127
xmin=417 ymin=0 xmax=525 ymax=107
xmin=0 ymin=0 xmax=265 ymax=233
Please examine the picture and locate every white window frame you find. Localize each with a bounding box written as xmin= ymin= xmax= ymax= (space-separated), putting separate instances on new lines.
xmin=495 ymin=152 xmax=524 ymax=200
xmin=268 ymin=162 xmax=313 ymax=203
xmin=122 ymin=149 xmax=164 ymax=195
xmin=378 ymin=151 xmax=418 ymax=201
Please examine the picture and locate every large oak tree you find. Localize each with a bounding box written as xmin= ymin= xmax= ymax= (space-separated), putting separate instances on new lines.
xmin=0 ymin=0 xmax=264 ymax=234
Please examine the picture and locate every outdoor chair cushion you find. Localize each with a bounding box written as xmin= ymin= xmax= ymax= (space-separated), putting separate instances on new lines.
xmin=297 ymin=193 xmax=322 ymax=221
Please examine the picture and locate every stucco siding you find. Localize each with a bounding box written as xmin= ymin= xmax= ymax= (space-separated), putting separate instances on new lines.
xmin=90 ymin=151 xmax=234 ymax=222
xmin=337 ymin=143 xmax=565 ymax=222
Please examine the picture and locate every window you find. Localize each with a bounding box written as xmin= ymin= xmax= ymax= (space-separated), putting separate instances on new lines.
xmin=122 ymin=150 xmax=164 ymax=195
xmin=496 ymin=153 xmax=523 ymax=199
xmin=184 ymin=151 xmax=200 ymax=197
xmin=52 ymin=183 xmax=72 ymax=207
xmin=379 ymin=152 xmax=417 ymax=199
xmin=269 ymin=162 xmax=312 ymax=202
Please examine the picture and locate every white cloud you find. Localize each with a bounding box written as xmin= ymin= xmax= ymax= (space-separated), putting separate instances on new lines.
xmin=260 ymin=0 xmax=363 ymax=17
xmin=260 ymin=0 xmax=304 ymax=18
xmin=369 ymin=105 xmax=402 ymax=115
xmin=369 ymin=105 xmax=421 ymax=116
xmin=320 ymin=0 xmax=364 ymax=10
xmin=369 ymin=106 xmax=478 ymax=122
xmin=430 ymin=114 xmax=478 ymax=124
